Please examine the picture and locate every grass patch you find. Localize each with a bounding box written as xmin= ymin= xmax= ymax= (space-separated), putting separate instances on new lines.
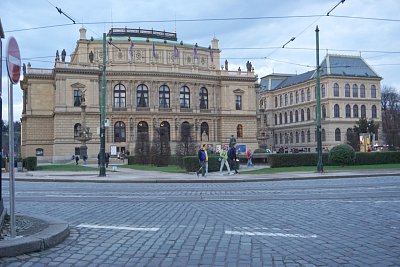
xmin=244 ymin=163 xmax=400 ymax=174
xmin=37 ymin=164 xmax=96 ymax=171
xmin=121 ymin=164 xmax=186 ymax=173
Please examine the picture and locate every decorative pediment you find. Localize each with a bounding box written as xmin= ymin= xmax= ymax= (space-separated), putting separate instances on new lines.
xmin=71 ymin=82 xmax=86 ymax=88
xmin=233 ymin=88 xmax=245 ymax=94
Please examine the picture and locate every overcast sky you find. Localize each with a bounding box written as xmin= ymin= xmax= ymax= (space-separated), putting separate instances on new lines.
xmin=2 ymin=0 xmax=400 ymax=121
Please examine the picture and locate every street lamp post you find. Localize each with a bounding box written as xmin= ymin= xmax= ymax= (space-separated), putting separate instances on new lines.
xmin=99 ymin=33 xmax=106 ymax=176
xmin=315 ymin=26 xmax=324 ymax=173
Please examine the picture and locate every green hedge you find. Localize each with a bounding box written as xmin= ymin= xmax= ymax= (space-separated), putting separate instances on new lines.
xmin=268 ymin=153 xmax=329 ymax=168
xmin=23 ymin=157 xmax=37 ymax=171
xmin=355 ymin=151 xmax=400 ymax=165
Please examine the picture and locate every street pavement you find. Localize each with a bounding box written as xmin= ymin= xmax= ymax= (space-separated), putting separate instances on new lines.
xmin=0 ymin=165 xmax=400 ymax=265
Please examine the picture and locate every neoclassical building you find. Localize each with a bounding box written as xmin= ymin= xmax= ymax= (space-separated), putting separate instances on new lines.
xmin=20 ymin=27 xmax=258 ymax=162
xmin=258 ymin=54 xmax=382 ymax=152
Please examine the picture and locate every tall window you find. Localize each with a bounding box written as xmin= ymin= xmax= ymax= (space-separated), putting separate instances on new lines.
xmin=345 ymin=104 xmax=351 ymax=118
xmin=199 ymin=87 xmax=208 ymax=109
xmin=301 ymin=89 xmax=305 ymax=102
xmin=290 ymin=93 xmax=293 ymax=105
xmin=352 ymin=84 xmax=358 ymax=97
xmin=295 ymin=91 xmax=299 ymax=103
xmin=160 ymin=121 xmax=170 ymax=141
xmin=159 ymin=85 xmax=170 ymax=108
xmin=322 ymin=105 xmax=326 ymax=119
xmin=321 ymin=84 xmax=325 ymax=98
xmin=137 ymin=84 xmax=148 ymax=107
xmin=279 ymin=113 xmax=282 ymax=124
xmin=114 ymin=83 xmax=126 ymax=108
xmin=137 ymin=121 xmax=149 ymax=141
xmin=307 ymin=108 xmax=311 ymax=121
xmin=290 ymin=132 xmax=293 ymax=143
xmin=322 ymin=129 xmax=326 ymax=142
xmin=345 ymin=84 xmax=350 ymax=97
xmin=361 ymin=105 xmax=366 ymax=118
xmin=74 ymin=123 xmax=82 ymax=138
xmin=114 ymin=121 xmax=126 ymax=142
xmin=237 ymin=124 xmax=243 ymax=138
xmin=275 ymin=97 xmax=278 ymax=107
xmin=290 ymin=111 xmax=293 ymax=123
xmin=180 ymin=86 xmax=190 ymax=108
xmin=334 ymin=104 xmax=340 ymax=118
xmin=301 ymin=131 xmax=305 ymax=143
xmin=279 ymin=95 xmax=282 ymax=107
xmin=371 ymin=85 xmax=377 ymax=98
xmin=295 ymin=110 xmax=299 ymax=122
xmin=295 ymin=131 xmax=299 ymax=143
xmin=284 ymin=112 xmax=288 ymax=124
xmin=235 ymin=95 xmax=242 ymax=110
xmin=307 ymin=130 xmax=311 ymax=142
xmin=333 ymin=83 xmax=339 ymax=97
xmin=274 ymin=114 xmax=278 ymax=125
xmin=307 ymin=88 xmax=311 ymax=101
xmin=335 ymin=128 xmax=341 ymax=141
xmin=353 ymin=105 xmax=359 ymax=118
xmin=284 ymin=94 xmax=288 ymax=106
xmin=301 ymin=109 xmax=305 ymax=121
xmin=74 ymin=89 xmax=81 ymax=107
xmin=372 ymin=105 xmax=377 ymax=118
xmin=360 ymin=84 xmax=366 ymax=98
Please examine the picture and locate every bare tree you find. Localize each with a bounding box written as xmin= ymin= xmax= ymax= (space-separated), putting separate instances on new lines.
xmin=381 ymin=86 xmax=400 ymax=149
xmin=175 ymin=122 xmax=197 ymax=166
xmin=150 ymin=127 xmax=171 ymax=166
xmin=134 ymin=131 xmax=150 ymax=164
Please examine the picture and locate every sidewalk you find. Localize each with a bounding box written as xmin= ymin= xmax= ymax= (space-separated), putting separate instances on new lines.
xmin=1 ymin=165 xmax=399 ymax=257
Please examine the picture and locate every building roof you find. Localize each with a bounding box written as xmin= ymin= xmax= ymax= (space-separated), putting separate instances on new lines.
xmin=268 ymin=54 xmax=380 ymax=90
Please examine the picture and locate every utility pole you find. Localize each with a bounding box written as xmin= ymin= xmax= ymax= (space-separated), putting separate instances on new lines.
xmin=315 ymin=26 xmax=323 ymax=173
xmin=99 ymin=33 xmax=106 ymax=176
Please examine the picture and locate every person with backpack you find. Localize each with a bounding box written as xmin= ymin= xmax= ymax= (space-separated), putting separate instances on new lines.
xmin=196 ymin=145 xmax=207 ymax=177
xmin=219 ymin=146 xmax=231 ymax=175
xmin=246 ymin=149 xmax=253 ymax=167
xmin=228 ymin=145 xmax=239 ymax=174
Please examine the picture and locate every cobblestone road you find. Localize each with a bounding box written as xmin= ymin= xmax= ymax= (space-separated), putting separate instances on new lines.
xmin=1 ymin=176 xmax=400 ymax=266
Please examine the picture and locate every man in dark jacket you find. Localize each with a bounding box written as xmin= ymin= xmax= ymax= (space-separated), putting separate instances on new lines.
xmin=228 ymin=145 xmax=239 ymax=174
xmin=196 ymin=145 xmax=206 ymax=177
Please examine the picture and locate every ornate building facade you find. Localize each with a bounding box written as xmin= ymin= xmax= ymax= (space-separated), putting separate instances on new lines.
xmin=20 ymin=27 xmax=258 ymax=162
xmin=258 ymin=54 xmax=382 ymax=153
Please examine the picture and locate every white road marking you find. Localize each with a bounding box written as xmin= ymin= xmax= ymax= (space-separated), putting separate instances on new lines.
xmin=76 ymin=224 xmax=159 ymax=231
xmin=225 ymin=230 xmax=317 ymax=238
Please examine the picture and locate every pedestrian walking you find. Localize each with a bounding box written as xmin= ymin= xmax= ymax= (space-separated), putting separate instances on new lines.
xmin=246 ymin=149 xmax=253 ymax=167
xmin=196 ymin=145 xmax=207 ymax=177
xmin=219 ymin=146 xmax=231 ymax=175
xmin=105 ymin=152 xmax=110 ymax=168
xmin=75 ymin=155 xmax=79 ymax=165
xmin=203 ymin=144 xmax=209 ymax=177
xmin=228 ymin=145 xmax=239 ymax=174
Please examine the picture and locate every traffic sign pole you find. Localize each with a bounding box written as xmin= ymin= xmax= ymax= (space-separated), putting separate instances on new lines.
xmin=6 ymin=36 xmax=21 ymax=238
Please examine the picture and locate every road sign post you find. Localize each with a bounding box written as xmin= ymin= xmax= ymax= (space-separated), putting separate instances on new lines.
xmin=6 ymin=36 xmax=21 ymax=238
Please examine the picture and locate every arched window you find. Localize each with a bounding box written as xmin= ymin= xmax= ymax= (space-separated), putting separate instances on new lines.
xmin=307 ymin=108 xmax=311 ymax=121
xmin=114 ymin=121 xmax=126 ymax=142
xmin=295 ymin=110 xmax=299 ymax=122
xmin=295 ymin=91 xmax=299 ymax=103
xmin=290 ymin=111 xmax=293 ymax=123
xmin=279 ymin=113 xmax=282 ymax=124
xmin=290 ymin=93 xmax=293 ymax=105
xmin=334 ymin=83 xmax=339 ymax=97
xmin=199 ymin=87 xmax=208 ymax=109
xmin=371 ymin=85 xmax=377 ymax=98
xmin=301 ymin=130 xmax=305 ymax=143
xmin=114 ymin=83 xmax=126 ymax=108
xmin=346 ymin=128 xmax=353 ymax=143
xmin=353 ymin=105 xmax=359 ymax=118
xmin=361 ymin=105 xmax=366 ymax=118
xmin=275 ymin=97 xmax=278 ymax=107
xmin=237 ymin=124 xmax=243 ymax=138
xmin=334 ymin=104 xmax=340 ymax=118
xmin=322 ymin=129 xmax=326 ymax=142
xmin=345 ymin=84 xmax=350 ymax=97
xmin=345 ymin=104 xmax=351 ymax=118
xmin=180 ymin=86 xmax=190 ymax=108
xmin=307 ymin=130 xmax=311 ymax=142
xmin=137 ymin=121 xmax=149 ymax=142
xmin=307 ymin=88 xmax=311 ymax=101
xmin=284 ymin=94 xmax=288 ymax=106
xmin=290 ymin=132 xmax=293 ymax=143
xmin=279 ymin=95 xmax=283 ymax=107
xmin=352 ymin=84 xmax=358 ymax=97
xmin=284 ymin=133 xmax=288 ymax=144
xmin=201 ymin=122 xmax=209 ymax=141
xmin=275 ymin=114 xmax=278 ymax=125
xmin=321 ymin=84 xmax=325 ymax=98
xmin=160 ymin=121 xmax=170 ymax=141
xmin=180 ymin=121 xmax=191 ymax=141
xmin=295 ymin=131 xmax=299 ymax=143
xmin=137 ymin=84 xmax=148 ymax=107
xmin=372 ymin=105 xmax=377 ymax=118
xmin=322 ymin=105 xmax=326 ymax=119
xmin=335 ymin=128 xmax=341 ymax=141
xmin=301 ymin=109 xmax=305 ymax=121
xmin=284 ymin=112 xmax=288 ymax=124
xmin=159 ymin=85 xmax=170 ymax=108
xmin=301 ymin=89 xmax=305 ymax=102
xmin=360 ymin=84 xmax=366 ymax=98
xmin=74 ymin=123 xmax=82 ymax=138
xmin=279 ymin=133 xmax=283 ymax=144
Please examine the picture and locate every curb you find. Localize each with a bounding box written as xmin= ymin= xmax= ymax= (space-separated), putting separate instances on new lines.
xmin=0 ymin=215 xmax=70 ymax=257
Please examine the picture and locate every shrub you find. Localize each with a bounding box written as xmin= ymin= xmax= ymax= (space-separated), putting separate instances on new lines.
xmin=268 ymin=153 xmax=329 ymax=168
xmin=329 ymin=144 xmax=355 ymax=166
xmin=23 ymin=157 xmax=37 ymax=171
xmin=354 ymin=151 xmax=400 ymax=165
xmin=253 ymin=148 xmax=265 ymax=154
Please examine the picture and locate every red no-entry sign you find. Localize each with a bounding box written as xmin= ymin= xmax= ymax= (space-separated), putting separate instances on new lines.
xmin=6 ymin=37 xmax=21 ymax=84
